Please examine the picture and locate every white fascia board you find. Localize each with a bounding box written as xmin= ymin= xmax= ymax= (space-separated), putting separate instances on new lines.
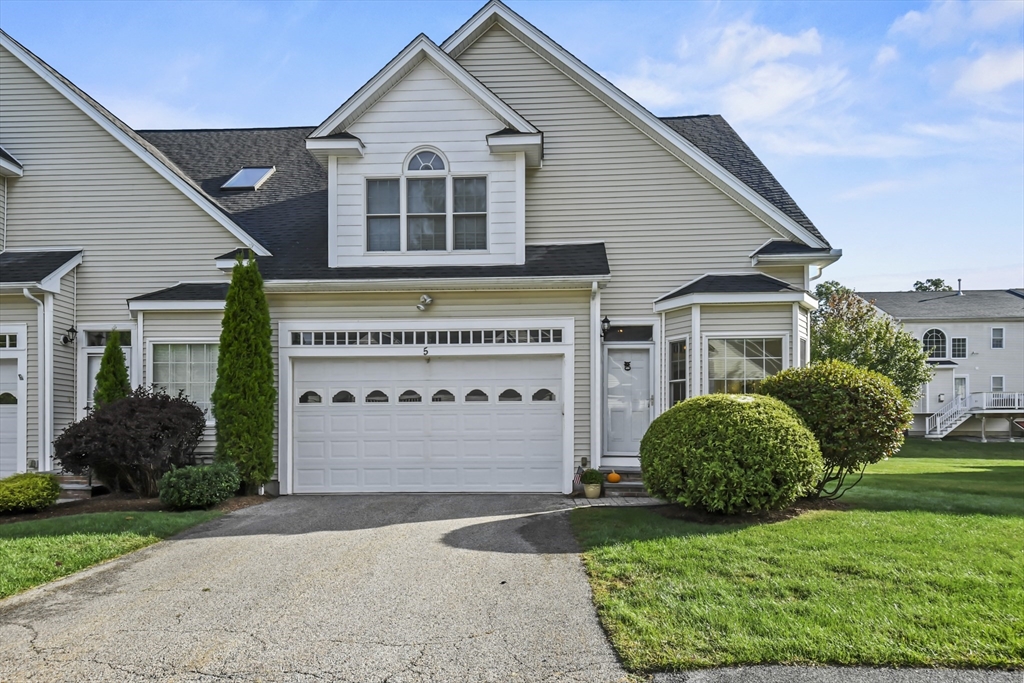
xmin=0 ymin=156 xmax=23 ymax=177
xmin=486 ymin=132 xmax=543 ymax=167
xmin=309 ymin=34 xmax=537 ymax=139
xmin=653 ymin=290 xmax=818 ymax=313
xmin=127 ymin=300 xmax=226 ymax=313
xmin=215 ymin=258 xmax=253 ymax=271
xmin=305 ymin=138 xmax=364 ymax=169
xmin=752 ymin=249 xmax=842 ymax=267
xmin=0 ymin=33 xmax=271 ymax=257
xmin=442 ymin=2 xmax=829 ymax=249
xmin=263 ymin=274 xmax=609 ymax=293
xmin=37 ymin=252 xmax=83 ymax=293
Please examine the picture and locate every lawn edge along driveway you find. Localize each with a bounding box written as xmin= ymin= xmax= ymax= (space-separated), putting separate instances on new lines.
xmin=0 ymin=510 xmax=221 ymax=599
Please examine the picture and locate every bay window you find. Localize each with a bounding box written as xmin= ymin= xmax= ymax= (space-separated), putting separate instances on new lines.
xmin=707 ymin=337 xmax=784 ymax=394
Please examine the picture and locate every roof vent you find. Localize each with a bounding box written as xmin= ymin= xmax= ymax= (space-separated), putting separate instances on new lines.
xmin=957 ymin=278 xmax=963 ymax=295
xmin=221 ymin=166 xmax=275 ymax=191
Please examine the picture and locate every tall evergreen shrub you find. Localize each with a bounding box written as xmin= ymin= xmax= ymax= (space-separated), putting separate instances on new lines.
xmin=93 ymin=330 xmax=130 ymax=409
xmin=211 ymin=254 xmax=276 ymax=489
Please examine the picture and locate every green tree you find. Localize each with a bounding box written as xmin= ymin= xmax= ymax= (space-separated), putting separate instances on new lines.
xmin=211 ymin=254 xmax=276 ymax=490
xmin=913 ymin=278 xmax=953 ymax=292
xmin=92 ymin=330 xmax=130 ymax=409
xmin=812 ymin=281 xmax=932 ymax=402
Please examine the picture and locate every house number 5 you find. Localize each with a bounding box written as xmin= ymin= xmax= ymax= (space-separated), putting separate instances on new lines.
xmin=624 ymin=361 xmax=631 ymax=371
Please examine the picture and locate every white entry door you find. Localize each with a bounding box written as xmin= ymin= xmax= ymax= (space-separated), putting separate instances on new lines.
xmin=292 ymin=355 xmax=564 ymax=493
xmin=954 ymin=376 xmax=968 ymax=401
xmin=605 ymin=347 xmax=652 ymax=455
xmin=0 ymin=359 xmax=19 ymax=478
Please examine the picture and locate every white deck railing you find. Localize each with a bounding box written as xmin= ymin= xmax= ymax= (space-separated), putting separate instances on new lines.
xmin=926 ymin=395 xmax=969 ymax=435
xmin=968 ymin=392 xmax=1024 ymax=411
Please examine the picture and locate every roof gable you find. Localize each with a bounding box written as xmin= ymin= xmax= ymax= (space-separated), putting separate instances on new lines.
xmin=0 ymin=30 xmax=270 ymax=256
xmin=309 ymin=34 xmax=537 ymax=139
xmin=443 ymin=1 xmax=829 ymax=249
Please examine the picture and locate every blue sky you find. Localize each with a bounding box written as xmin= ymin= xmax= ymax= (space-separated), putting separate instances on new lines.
xmin=3 ymin=0 xmax=1022 ymax=291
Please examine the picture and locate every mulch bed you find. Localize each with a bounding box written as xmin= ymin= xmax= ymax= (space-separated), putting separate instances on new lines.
xmin=0 ymin=492 xmax=272 ymax=525
xmin=651 ymin=497 xmax=850 ymax=526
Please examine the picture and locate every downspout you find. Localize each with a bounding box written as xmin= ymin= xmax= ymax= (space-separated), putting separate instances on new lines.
xmin=590 ymin=281 xmax=601 ymax=469
xmin=22 ymin=288 xmax=46 ymax=471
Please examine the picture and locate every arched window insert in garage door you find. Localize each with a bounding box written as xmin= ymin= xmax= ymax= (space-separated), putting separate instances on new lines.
xmin=289 ymin=328 xmax=563 ymax=346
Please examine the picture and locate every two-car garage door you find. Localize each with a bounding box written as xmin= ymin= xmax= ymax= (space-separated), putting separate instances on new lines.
xmin=292 ymin=356 xmax=564 ymax=493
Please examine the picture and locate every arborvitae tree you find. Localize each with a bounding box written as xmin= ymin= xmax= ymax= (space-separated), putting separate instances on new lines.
xmin=211 ymin=254 xmax=276 ymax=490
xmin=93 ymin=330 xmax=130 ymax=409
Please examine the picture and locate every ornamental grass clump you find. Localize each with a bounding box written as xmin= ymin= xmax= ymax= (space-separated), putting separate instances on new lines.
xmin=640 ymin=394 xmax=822 ymax=514
xmin=759 ymin=359 xmax=913 ymax=499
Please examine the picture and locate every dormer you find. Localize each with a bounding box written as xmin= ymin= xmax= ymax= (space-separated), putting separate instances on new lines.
xmin=306 ymin=35 xmax=541 ymax=268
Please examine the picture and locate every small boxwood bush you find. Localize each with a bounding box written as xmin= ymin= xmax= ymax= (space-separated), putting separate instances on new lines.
xmin=0 ymin=472 xmax=61 ymax=513
xmin=759 ymin=359 xmax=913 ymax=498
xmin=158 ymin=462 xmax=241 ymax=510
xmin=581 ymin=468 xmax=604 ymax=485
xmin=640 ymin=394 xmax=822 ymax=514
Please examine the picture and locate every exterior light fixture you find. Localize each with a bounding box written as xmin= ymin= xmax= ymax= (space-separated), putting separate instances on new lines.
xmin=600 ymin=316 xmax=610 ymax=337
xmin=61 ymin=326 xmax=78 ymax=345
xmin=938 ymin=393 xmax=945 ymax=403
xmin=416 ymin=294 xmax=433 ymax=312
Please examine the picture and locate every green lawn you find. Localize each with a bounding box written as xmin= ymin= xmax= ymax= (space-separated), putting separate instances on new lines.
xmin=571 ymin=438 xmax=1024 ymax=672
xmin=0 ymin=511 xmax=220 ymax=599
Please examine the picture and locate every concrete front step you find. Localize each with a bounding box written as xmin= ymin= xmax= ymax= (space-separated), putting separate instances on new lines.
xmin=39 ymin=471 xmax=95 ymax=500
xmin=603 ymin=481 xmax=648 ymax=497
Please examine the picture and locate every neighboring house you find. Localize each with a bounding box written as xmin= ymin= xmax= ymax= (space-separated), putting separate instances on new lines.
xmin=861 ymin=289 xmax=1024 ymax=440
xmin=0 ymin=1 xmax=841 ymax=492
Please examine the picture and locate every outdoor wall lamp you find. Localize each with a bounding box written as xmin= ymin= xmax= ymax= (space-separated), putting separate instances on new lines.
xmin=600 ymin=316 xmax=610 ymax=337
xmin=938 ymin=393 xmax=945 ymax=403
xmin=60 ymin=326 xmax=78 ymax=345
xmin=416 ymin=294 xmax=433 ymax=312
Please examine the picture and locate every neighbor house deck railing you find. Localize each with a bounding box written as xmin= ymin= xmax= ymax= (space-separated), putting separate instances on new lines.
xmin=969 ymin=392 xmax=1024 ymax=411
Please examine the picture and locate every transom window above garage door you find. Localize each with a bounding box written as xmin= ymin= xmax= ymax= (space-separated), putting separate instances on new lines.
xmin=290 ymin=328 xmax=564 ymax=346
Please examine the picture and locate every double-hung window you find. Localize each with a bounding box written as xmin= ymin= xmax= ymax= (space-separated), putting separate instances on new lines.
xmin=951 ymin=337 xmax=967 ymax=359
xmin=366 ymin=149 xmax=487 ymax=253
xmin=669 ymin=340 xmax=687 ymax=405
xmin=152 ymin=343 xmax=219 ymax=418
xmin=992 ymin=328 xmax=1004 ymax=349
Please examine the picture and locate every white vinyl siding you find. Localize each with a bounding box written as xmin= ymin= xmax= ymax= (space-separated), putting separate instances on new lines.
xmin=0 ymin=47 xmax=240 ymax=324
xmin=52 ymin=270 xmax=77 ymax=433
xmin=457 ymin=26 xmax=806 ymax=312
xmin=337 ymin=59 xmax=518 ymax=267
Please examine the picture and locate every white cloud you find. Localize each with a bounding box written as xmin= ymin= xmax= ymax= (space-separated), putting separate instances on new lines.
xmin=890 ymin=0 xmax=1024 ymax=45
xmin=952 ymin=48 xmax=1024 ymax=95
xmin=837 ymin=179 xmax=909 ymax=200
xmin=873 ymin=45 xmax=899 ymax=68
xmin=718 ymin=63 xmax=846 ymax=123
xmin=709 ymin=22 xmax=822 ymax=70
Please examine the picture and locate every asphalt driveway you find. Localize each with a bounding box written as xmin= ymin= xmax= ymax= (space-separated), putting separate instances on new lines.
xmin=0 ymin=495 xmax=629 ymax=682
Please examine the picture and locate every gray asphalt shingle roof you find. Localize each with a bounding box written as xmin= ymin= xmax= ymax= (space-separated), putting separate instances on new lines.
xmin=861 ymin=290 xmax=1024 ymax=321
xmin=0 ymin=145 xmax=22 ymax=168
xmin=753 ymin=240 xmax=832 ymax=256
xmin=129 ymin=283 xmax=230 ymax=302
xmin=658 ymin=273 xmax=801 ymax=302
xmin=0 ymin=250 xmax=81 ymax=284
xmin=660 ymin=115 xmax=827 ymax=247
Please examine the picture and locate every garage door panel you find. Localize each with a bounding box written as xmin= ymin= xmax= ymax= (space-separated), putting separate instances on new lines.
xmin=293 ymin=355 xmax=563 ymax=493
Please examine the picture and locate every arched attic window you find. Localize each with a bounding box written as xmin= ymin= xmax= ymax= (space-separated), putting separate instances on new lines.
xmin=408 ymin=151 xmax=445 ymax=171
xmin=923 ymin=329 xmax=947 ymax=358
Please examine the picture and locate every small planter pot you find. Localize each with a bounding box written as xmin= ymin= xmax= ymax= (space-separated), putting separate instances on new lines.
xmin=583 ymin=483 xmax=602 ymax=499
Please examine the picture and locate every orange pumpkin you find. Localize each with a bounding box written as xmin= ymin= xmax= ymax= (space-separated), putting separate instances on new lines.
xmin=606 ymin=471 xmax=622 ymax=484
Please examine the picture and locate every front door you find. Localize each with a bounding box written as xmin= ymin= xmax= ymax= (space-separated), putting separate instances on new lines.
xmin=605 ymin=348 xmax=652 ymax=455
xmin=954 ymin=376 xmax=968 ymax=401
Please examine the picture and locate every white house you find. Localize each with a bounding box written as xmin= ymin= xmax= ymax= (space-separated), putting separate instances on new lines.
xmin=861 ymin=288 xmax=1024 ymax=440
xmin=0 ymin=1 xmax=842 ymax=493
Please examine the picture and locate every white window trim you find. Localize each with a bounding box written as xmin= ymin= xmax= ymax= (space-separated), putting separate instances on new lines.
xmin=146 ymin=338 xmax=220 ymax=426
xmin=951 ymin=336 xmax=968 ymax=359
xmin=362 ymin=153 xmax=491 ymax=256
xmin=991 ymin=375 xmax=1006 ymax=393
xmin=991 ymin=327 xmax=1005 ymax=349
xmin=921 ymin=327 xmax=949 ymax=360
xmin=702 ymin=332 xmax=791 ymax=395
xmin=277 ymin=317 xmax=575 ymax=496
xmin=0 ymin=323 xmax=29 ymax=475
xmin=76 ymin=323 xmax=138 ymax=417
xmin=665 ymin=334 xmax=689 ymax=409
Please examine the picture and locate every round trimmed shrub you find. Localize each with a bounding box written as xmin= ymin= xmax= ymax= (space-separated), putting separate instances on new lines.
xmin=759 ymin=359 xmax=912 ymax=498
xmin=158 ymin=462 xmax=241 ymax=510
xmin=640 ymin=394 xmax=822 ymax=514
xmin=0 ymin=472 xmax=61 ymax=513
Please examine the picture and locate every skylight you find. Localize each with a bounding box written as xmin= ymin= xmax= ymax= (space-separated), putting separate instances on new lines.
xmin=221 ymin=166 xmax=275 ymax=191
